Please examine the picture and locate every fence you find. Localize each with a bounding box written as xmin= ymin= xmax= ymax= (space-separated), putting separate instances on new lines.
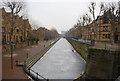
xmin=23 ymin=60 xmax=49 ymax=81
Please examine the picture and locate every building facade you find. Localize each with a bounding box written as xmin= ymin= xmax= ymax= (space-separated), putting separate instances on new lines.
xmin=70 ymin=16 xmax=119 ymax=42
xmin=67 ymin=14 xmax=120 ymax=42
xmin=1 ymin=8 xmax=32 ymax=53
xmin=91 ymin=16 xmax=111 ymax=41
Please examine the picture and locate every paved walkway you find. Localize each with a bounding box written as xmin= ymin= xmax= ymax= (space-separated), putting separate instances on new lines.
xmin=2 ymin=39 xmax=57 ymax=79
xmin=92 ymin=41 xmax=120 ymax=50
xmin=73 ymin=38 xmax=119 ymax=50
xmin=31 ymin=38 xmax=86 ymax=80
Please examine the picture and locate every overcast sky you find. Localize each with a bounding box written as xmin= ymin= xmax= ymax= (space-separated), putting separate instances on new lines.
xmin=26 ymin=0 xmax=119 ymax=33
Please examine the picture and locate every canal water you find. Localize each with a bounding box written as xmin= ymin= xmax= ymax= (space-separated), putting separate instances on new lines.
xmin=31 ymin=38 xmax=86 ymax=80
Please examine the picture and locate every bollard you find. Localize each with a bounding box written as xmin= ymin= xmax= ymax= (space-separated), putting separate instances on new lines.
xmin=36 ymin=72 xmax=38 ymax=80
xmin=24 ymin=61 xmax=26 ymax=68
xmin=26 ymin=53 xmax=28 ymax=58
xmin=15 ymin=60 xmax=18 ymax=65
xmin=28 ymin=68 xmax=30 ymax=73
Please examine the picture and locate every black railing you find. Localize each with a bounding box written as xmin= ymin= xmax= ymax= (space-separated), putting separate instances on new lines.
xmin=23 ymin=61 xmax=49 ymax=81
xmin=22 ymin=39 xmax=59 ymax=81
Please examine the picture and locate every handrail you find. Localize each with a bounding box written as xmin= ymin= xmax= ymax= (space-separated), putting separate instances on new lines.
xmin=24 ymin=61 xmax=48 ymax=80
xmin=29 ymin=68 xmax=46 ymax=79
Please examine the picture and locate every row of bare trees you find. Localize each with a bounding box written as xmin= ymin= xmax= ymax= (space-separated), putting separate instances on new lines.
xmin=66 ymin=1 xmax=120 ymax=42
xmin=29 ymin=20 xmax=59 ymax=41
xmin=29 ymin=27 xmax=59 ymax=42
xmin=2 ymin=0 xmax=59 ymax=69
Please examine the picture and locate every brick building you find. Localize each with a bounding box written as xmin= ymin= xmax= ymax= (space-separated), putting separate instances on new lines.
xmin=97 ymin=16 xmax=111 ymax=41
xmin=67 ymin=14 xmax=120 ymax=42
xmin=90 ymin=15 xmax=120 ymax=42
xmin=36 ymin=27 xmax=59 ymax=41
xmin=1 ymin=8 xmax=32 ymax=53
xmin=89 ymin=16 xmax=112 ymax=41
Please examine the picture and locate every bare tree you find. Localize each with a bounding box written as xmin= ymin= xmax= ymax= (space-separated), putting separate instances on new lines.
xmin=108 ymin=3 xmax=116 ymax=43
xmin=83 ymin=13 xmax=92 ymax=26
xmin=88 ymin=2 xmax=96 ymax=40
xmin=88 ymin=2 xmax=107 ymax=41
xmin=116 ymin=2 xmax=120 ymax=21
xmin=78 ymin=15 xmax=87 ymax=27
xmin=84 ymin=13 xmax=92 ymax=39
xmin=99 ymin=2 xmax=105 ymax=16
xmin=2 ymin=0 xmax=26 ymax=69
xmin=78 ymin=17 xmax=82 ymax=26
xmin=89 ymin=2 xmax=96 ymax=20
xmin=117 ymin=1 xmax=120 ymax=18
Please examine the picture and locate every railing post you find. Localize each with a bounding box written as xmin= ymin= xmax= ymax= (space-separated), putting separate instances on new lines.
xmin=24 ymin=60 xmax=27 ymax=69
xmin=15 ymin=60 xmax=18 ymax=65
xmin=26 ymin=53 xmax=28 ymax=58
xmin=24 ymin=61 xmax=26 ymax=66
xmin=28 ymin=68 xmax=30 ymax=74
xmin=36 ymin=72 xmax=38 ymax=80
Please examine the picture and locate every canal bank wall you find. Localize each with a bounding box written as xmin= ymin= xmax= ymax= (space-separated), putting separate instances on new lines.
xmin=85 ymin=48 xmax=120 ymax=80
xmin=67 ymin=38 xmax=120 ymax=80
xmin=67 ymin=39 xmax=89 ymax=61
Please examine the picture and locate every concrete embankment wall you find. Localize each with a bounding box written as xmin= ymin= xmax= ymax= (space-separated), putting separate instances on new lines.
xmin=67 ymin=39 xmax=89 ymax=61
xmin=85 ymin=48 xmax=120 ymax=80
xmin=67 ymin=38 xmax=120 ymax=80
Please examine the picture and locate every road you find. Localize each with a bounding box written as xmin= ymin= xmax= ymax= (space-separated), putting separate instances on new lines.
xmin=31 ymin=38 xmax=86 ymax=80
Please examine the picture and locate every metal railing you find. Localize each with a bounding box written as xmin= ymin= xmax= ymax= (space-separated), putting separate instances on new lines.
xmin=23 ymin=61 xmax=49 ymax=81
xmin=22 ymin=39 xmax=59 ymax=81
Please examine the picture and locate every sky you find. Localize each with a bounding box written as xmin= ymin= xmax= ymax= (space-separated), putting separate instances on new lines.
xmin=26 ymin=0 xmax=119 ymax=33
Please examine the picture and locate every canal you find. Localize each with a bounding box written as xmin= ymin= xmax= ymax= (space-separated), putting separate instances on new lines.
xmin=31 ymin=38 xmax=86 ymax=80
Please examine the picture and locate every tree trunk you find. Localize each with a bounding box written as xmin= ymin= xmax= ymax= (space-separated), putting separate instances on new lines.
xmin=9 ymin=12 xmax=14 ymax=69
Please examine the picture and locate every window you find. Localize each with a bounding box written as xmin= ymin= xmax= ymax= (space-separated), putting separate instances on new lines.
xmin=20 ymin=36 xmax=23 ymax=42
xmin=103 ymin=27 xmax=108 ymax=31
xmin=108 ymin=34 xmax=110 ymax=38
xmin=103 ymin=34 xmax=110 ymax=39
xmin=16 ymin=29 xmax=19 ymax=34
xmin=2 ymin=27 xmax=5 ymax=33
xmin=92 ymin=29 xmax=94 ymax=32
xmin=2 ymin=18 xmax=4 ymax=23
xmin=103 ymin=34 xmax=105 ymax=38
xmin=16 ymin=36 xmax=19 ymax=42
xmin=105 ymin=34 xmax=107 ymax=38
xmin=2 ymin=36 xmax=6 ymax=44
